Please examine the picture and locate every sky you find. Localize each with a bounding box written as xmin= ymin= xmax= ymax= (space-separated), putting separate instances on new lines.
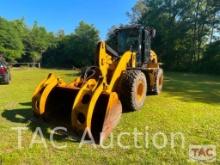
xmin=0 ymin=0 xmax=136 ymax=39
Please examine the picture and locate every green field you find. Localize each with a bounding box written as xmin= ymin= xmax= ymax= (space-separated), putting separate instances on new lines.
xmin=0 ymin=68 xmax=220 ymax=164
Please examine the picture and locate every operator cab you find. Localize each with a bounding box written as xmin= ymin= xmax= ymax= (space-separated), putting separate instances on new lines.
xmin=114 ymin=25 xmax=156 ymax=66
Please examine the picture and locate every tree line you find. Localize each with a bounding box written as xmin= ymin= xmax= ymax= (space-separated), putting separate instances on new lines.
xmin=0 ymin=17 xmax=99 ymax=68
xmin=127 ymin=0 xmax=220 ymax=73
xmin=42 ymin=21 xmax=99 ymax=68
xmin=0 ymin=17 xmax=54 ymax=63
xmin=0 ymin=0 xmax=220 ymax=74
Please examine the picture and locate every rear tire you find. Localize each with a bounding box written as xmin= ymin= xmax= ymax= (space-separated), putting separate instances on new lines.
xmin=154 ymin=69 xmax=163 ymax=94
xmin=118 ymin=70 xmax=147 ymax=112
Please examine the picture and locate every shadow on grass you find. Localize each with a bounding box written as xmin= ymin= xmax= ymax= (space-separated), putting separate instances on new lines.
xmin=63 ymin=72 xmax=80 ymax=77
xmin=1 ymin=102 xmax=79 ymax=142
xmin=62 ymin=69 xmax=81 ymax=77
xmin=164 ymin=73 xmax=220 ymax=105
xmin=19 ymin=102 xmax=32 ymax=106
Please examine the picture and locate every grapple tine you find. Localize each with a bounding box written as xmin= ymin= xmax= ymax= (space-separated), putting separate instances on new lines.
xmin=99 ymin=92 xmax=122 ymax=143
xmin=90 ymin=92 xmax=122 ymax=144
xmin=32 ymin=73 xmax=59 ymax=116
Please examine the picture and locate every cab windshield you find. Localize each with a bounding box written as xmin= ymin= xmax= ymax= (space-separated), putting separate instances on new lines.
xmin=117 ymin=29 xmax=139 ymax=54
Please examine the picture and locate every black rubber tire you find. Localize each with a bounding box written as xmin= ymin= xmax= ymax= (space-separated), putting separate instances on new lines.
xmin=118 ymin=70 xmax=147 ymax=112
xmin=155 ymin=68 xmax=164 ymax=95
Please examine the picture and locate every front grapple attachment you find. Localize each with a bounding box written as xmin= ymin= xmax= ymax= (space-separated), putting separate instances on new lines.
xmin=32 ymin=41 xmax=135 ymax=143
xmin=32 ymin=73 xmax=122 ymax=143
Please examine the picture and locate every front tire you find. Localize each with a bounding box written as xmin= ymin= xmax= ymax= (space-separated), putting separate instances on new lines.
xmin=118 ymin=70 xmax=147 ymax=112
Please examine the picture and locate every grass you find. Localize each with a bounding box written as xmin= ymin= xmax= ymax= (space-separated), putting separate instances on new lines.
xmin=0 ymin=68 xmax=220 ymax=164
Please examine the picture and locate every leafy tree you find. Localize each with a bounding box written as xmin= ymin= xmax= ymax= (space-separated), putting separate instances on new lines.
xmin=42 ymin=21 xmax=100 ymax=68
xmin=200 ymin=40 xmax=220 ymax=74
xmin=23 ymin=22 xmax=54 ymax=62
xmin=0 ymin=17 xmax=100 ymax=68
xmin=0 ymin=17 xmax=24 ymax=62
xmin=106 ymin=25 xmax=119 ymax=50
xmin=126 ymin=0 xmax=220 ymax=72
xmin=72 ymin=21 xmax=100 ymax=66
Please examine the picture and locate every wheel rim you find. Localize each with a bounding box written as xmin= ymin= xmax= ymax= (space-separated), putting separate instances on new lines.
xmin=136 ymin=80 xmax=145 ymax=102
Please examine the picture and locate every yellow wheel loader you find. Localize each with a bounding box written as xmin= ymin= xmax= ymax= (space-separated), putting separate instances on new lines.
xmin=32 ymin=25 xmax=164 ymax=144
